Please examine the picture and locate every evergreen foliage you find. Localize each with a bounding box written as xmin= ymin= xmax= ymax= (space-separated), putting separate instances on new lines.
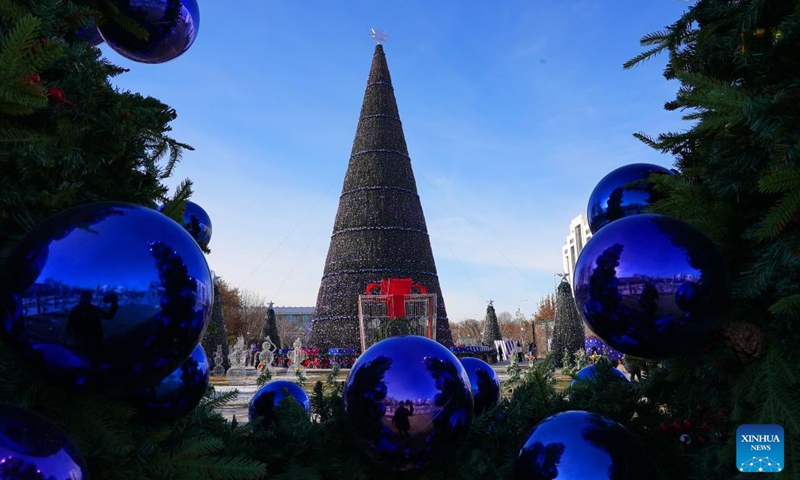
xmin=549 ymin=280 xmax=585 ymax=368
xmin=0 ymin=0 xmax=193 ymax=266
xmin=0 ymin=2 xmax=261 ymax=478
xmin=2 ymin=1 xmax=798 ymax=479
xmin=481 ymin=302 xmax=502 ymax=344
xmin=621 ymin=0 xmax=800 ymax=476
xmin=310 ymin=45 xmax=453 ymax=349
xmin=260 ymin=304 xmax=281 ymax=350
xmin=203 ymin=283 xmax=231 ymax=371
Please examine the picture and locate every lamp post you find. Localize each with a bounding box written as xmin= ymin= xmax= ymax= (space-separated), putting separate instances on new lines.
xmin=516 ymin=299 xmax=529 ymax=343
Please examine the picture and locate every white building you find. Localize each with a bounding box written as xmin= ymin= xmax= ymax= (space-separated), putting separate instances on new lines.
xmin=561 ymin=214 xmax=593 ymax=286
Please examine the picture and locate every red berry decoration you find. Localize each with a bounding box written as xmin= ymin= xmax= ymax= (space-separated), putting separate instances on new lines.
xmin=47 ymin=87 xmax=65 ymax=102
xmin=673 ymin=421 xmax=683 ymax=432
xmin=698 ymin=435 xmax=709 ymax=444
xmin=29 ymin=74 xmax=41 ymax=84
xmin=659 ymin=422 xmax=671 ymax=432
xmin=683 ymin=419 xmax=693 ymax=430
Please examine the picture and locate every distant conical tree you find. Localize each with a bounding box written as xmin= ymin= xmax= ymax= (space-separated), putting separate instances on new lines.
xmin=550 ymin=280 xmax=586 ymax=367
xmin=482 ymin=301 xmax=502 ymax=344
xmin=261 ymin=303 xmax=281 ymax=350
xmin=202 ymin=283 xmax=230 ymax=371
xmin=310 ymin=44 xmax=453 ymax=349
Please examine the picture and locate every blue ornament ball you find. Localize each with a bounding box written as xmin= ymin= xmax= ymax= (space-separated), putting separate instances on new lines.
xmin=344 ymin=335 xmax=473 ymax=471
xmin=460 ymin=357 xmax=500 ymax=415
xmin=130 ymin=344 xmax=209 ymax=423
xmin=573 ymin=214 xmax=729 ymax=360
xmin=98 ymin=0 xmax=199 ymax=64
xmin=75 ymin=24 xmax=103 ymax=46
xmin=0 ymin=404 xmax=87 ymax=480
xmin=571 ymin=364 xmax=630 ymax=386
xmin=515 ymin=410 xmax=656 ymax=479
xmin=248 ymin=380 xmax=310 ymax=430
xmin=0 ymin=202 xmax=213 ymax=394
xmin=181 ymin=201 xmax=212 ymax=248
xmin=587 ymin=163 xmax=672 ymax=234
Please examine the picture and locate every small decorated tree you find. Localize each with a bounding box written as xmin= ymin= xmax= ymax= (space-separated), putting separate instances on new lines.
xmin=550 ymin=280 xmax=586 ymax=367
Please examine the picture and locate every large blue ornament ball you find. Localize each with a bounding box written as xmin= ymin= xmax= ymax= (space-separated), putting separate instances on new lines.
xmin=182 ymin=201 xmax=212 ymax=248
xmin=343 ymin=335 xmax=473 ymax=472
xmin=515 ymin=410 xmax=656 ymax=479
xmin=0 ymin=202 xmax=213 ymax=394
xmin=573 ymin=214 xmax=729 ymax=360
xmin=98 ymin=0 xmax=200 ymax=64
xmin=460 ymin=357 xmax=500 ymax=415
xmin=587 ymin=163 xmax=672 ymax=234
xmin=0 ymin=404 xmax=87 ymax=480
xmin=248 ymin=380 xmax=311 ymax=430
xmin=130 ymin=344 xmax=209 ymax=423
xmin=571 ymin=364 xmax=630 ymax=386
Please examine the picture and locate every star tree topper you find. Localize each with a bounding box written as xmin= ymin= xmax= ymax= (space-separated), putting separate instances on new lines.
xmin=370 ymin=28 xmax=388 ymax=45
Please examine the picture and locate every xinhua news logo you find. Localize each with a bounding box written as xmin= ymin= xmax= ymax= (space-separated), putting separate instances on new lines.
xmin=737 ymin=424 xmax=784 ymax=473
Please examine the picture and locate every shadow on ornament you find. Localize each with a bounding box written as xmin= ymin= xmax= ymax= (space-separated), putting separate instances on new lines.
xmin=343 ymin=335 xmax=473 ymax=472
xmin=130 ymin=344 xmax=209 ymax=423
xmin=573 ymin=214 xmax=729 ymax=360
xmin=98 ymin=0 xmax=199 ymax=64
xmin=515 ymin=410 xmax=656 ymax=480
xmin=0 ymin=404 xmax=87 ymax=480
xmin=460 ymin=357 xmax=500 ymax=415
xmin=0 ymin=202 xmax=213 ymax=394
xmin=587 ymin=163 xmax=672 ymax=234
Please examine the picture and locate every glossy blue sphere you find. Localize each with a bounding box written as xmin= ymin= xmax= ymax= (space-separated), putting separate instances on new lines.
xmin=573 ymin=214 xmax=729 ymax=360
xmin=248 ymin=380 xmax=311 ymax=430
xmin=181 ymin=201 xmax=212 ymax=248
xmin=587 ymin=163 xmax=672 ymax=234
xmin=515 ymin=410 xmax=655 ymax=479
xmin=0 ymin=202 xmax=213 ymax=394
xmin=0 ymin=404 xmax=87 ymax=480
xmin=130 ymin=344 xmax=209 ymax=422
xmin=344 ymin=335 xmax=473 ymax=471
xmin=99 ymin=0 xmax=200 ymax=64
xmin=571 ymin=364 xmax=630 ymax=386
xmin=460 ymin=357 xmax=501 ymax=415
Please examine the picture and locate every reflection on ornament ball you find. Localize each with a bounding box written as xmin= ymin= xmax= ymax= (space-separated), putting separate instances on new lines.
xmin=248 ymin=380 xmax=310 ymax=430
xmin=182 ymin=201 xmax=212 ymax=248
xmin=573 ymin=214 xmax=729 ymax=360
xmin=460 ymin=357 xmax=500 ymax=415
xmin=99 ymin=0 xmax=200 ymax=64
xmin=514 ymin=410 xmax=656 ymax=479
xmin=0 ymin=404 xmax=87 ymax=479
xmin=587 ymin=163 xmax=672 ymax=234
xmin=571 ymin=364 xmax=629 ymax=386
xmin=344 ymin=335 xmax=473 ymax=471
xmin=130 ymin=344 xmax=209 ymax=423
xmin=76 ymin=24 xmax=103 ymax=46
xmin=0 ymin=202 xmax=213 ymax=394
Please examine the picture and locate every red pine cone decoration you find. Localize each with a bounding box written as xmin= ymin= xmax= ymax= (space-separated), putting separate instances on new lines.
xmin=722 ymin=321 xmax=766 ymax=364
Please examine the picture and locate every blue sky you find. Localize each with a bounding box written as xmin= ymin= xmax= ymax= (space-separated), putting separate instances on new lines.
xmin=105 ymin=0 xmax=693 ymax=322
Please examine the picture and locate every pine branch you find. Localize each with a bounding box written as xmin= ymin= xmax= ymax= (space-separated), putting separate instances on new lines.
xmin=768 ymin=293 xmax=800 ymax=319
xmin=753 ymin=188 xmax=800 ymax=240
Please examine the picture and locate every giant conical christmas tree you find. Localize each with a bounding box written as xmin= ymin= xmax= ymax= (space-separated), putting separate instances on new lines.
xmin=310 ymin=43 xmax=453 ymax=349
